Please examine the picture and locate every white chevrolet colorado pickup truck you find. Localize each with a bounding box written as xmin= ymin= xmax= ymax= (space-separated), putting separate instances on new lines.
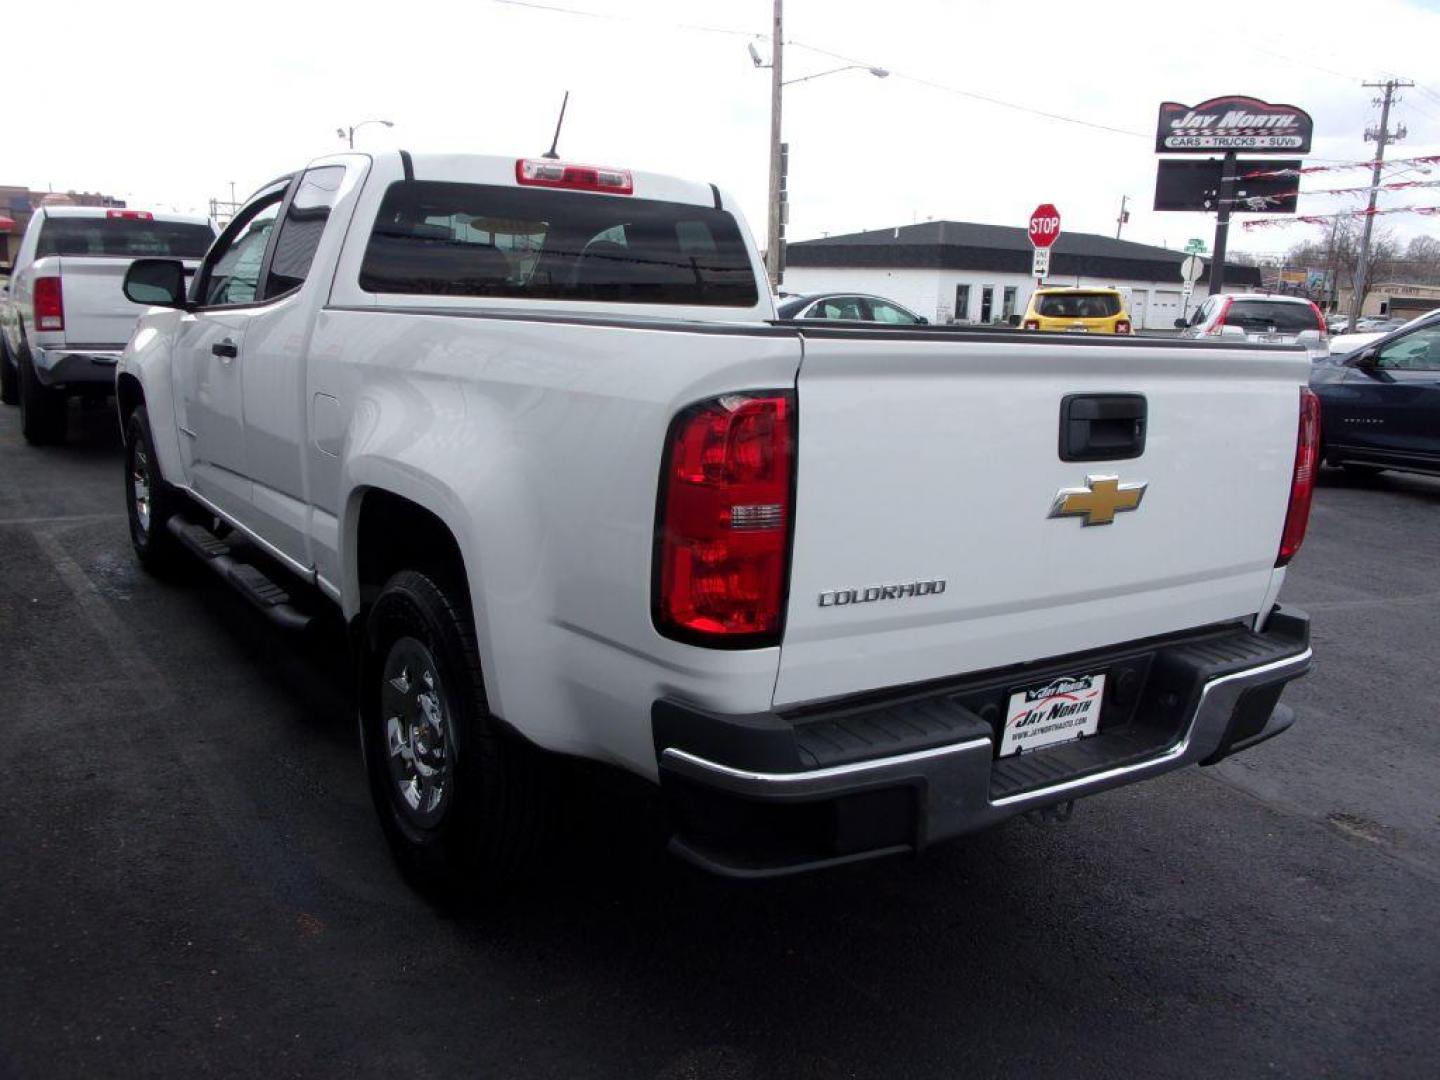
xmin=1 ymin=206 xmax=214 ymax=443
xmin=115 ymin=150 xmax=1316 ymax=889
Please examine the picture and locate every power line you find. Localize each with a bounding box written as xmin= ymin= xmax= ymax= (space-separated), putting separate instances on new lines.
xmin=787 ymin=40 xmax=1145 ymax=139
xmin=1242 ymin=44 xmax=1364 ymax=83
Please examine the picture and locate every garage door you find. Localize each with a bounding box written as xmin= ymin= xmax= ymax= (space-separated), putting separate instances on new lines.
xmin=1148 ymin=289 xmax=1183 ymax=329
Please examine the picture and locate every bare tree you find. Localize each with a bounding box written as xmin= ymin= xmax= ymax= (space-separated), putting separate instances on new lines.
xmin=1395 ymin=235 xmax=1440 ymax=284
xmin=1286 ymin=220 xmax=1402 ymax=307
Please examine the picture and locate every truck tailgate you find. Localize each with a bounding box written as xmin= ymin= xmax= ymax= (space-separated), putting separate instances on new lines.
xmin=51 ymin=257 xmax=198 ymax=346
xmin=774 ymin=333 xmax=1307 ymax=707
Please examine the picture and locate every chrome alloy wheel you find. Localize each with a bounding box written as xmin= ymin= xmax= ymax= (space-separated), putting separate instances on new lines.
xmin=381 ymin=636 xmax=454 ymax=829
xmin=131 ymin=441 xmax=152 ymax=537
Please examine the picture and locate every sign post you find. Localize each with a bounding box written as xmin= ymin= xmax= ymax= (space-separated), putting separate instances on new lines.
xmin=1028 ymin=203 xmax=1061 ymax=286
xmin=1179 ymin=255 xmax=1205 ymax=322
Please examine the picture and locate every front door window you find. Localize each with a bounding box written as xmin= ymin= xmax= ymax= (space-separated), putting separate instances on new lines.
xmin=201 ymin=201 xmax=280 ymax=307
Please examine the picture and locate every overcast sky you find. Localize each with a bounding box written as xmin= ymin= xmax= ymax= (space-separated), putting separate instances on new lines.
xmin=11 ymin=0 xmax=1440 ymax=258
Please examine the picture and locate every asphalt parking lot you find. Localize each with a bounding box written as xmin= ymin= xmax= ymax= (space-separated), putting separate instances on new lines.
xmin=2 ymin=402 xmax=1437 ymax=1080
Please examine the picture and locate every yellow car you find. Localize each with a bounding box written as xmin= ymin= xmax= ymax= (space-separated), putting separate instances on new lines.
xmin=1022 ymin=288 xmax=1132 ymax=335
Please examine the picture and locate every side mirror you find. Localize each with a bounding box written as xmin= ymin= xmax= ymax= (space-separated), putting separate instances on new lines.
xmin=124 ymin=258 xmax=189 ymax=308
xmin=1173 ymin=317 xmax=1189 ymax=329
xmin=917 ymin=315 xmax=929 ymax=325
xmin=1352 ymin=348 xmax=1380 ymax=371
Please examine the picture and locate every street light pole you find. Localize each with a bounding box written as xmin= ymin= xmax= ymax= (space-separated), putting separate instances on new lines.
xmin=337 ymin=119 xmax=394 ymax=149
xmin=765 ymin=0 xmax=784 ymax=288
xmin=754 ymin=3 xmax=887 ymax=289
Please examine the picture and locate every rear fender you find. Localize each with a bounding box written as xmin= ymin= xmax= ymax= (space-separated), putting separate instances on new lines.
xmin=337 ymin=380 xmax=530 ymax=720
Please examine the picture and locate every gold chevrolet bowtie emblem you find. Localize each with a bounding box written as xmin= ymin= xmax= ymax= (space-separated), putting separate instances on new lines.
xmin=1049 ymin=474 xmax=1148 ymax=526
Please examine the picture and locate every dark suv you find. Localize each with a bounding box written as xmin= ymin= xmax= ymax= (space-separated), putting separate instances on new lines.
xmin=1310 ymin=312 xmax=1440 ymax=477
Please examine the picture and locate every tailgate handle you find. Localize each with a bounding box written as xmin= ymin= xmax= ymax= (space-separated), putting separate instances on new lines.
xmin=1059 ymin=394 xmax=1146 ymax=462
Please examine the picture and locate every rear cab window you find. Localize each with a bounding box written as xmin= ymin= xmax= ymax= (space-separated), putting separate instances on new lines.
xmin=36 ymin=216 xmax=214 ymax=259
xmin=358 ymin=181 xmax=758 ymax=307
xmin=1223 ymin=301 xmax=1321 ymax=333
xmin=1036 ymin=292 xmax=1121 ymax=318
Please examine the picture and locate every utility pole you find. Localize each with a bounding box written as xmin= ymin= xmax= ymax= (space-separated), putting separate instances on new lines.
xmin=1349 ymin=78 xmax=1411 ymax=325
xmin=765 ymin=0 xmax=784 ymax=287
xmin=1114 ymin=194 xmax=1129 ymax=239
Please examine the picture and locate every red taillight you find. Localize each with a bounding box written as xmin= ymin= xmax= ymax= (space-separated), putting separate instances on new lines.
xmin=1022 ymin=319 xmax=1040 ymax=330
xmin=655 ymin=392 xmax=794 ymax=644
xmin=1308 ymin=301 xmax=1327 ymax=335
xmin=34 ymin=276 xmax=64 ymax=332
xmin=1115 ymin=319 xmax=1132 ymax=334
xmin=1277 ymin=388 xmax=1321 ymax=567
xmin=515 ymin=158 xmax=633 ymax=195
xmin=106 ymin=209 xmax=153 ymax=220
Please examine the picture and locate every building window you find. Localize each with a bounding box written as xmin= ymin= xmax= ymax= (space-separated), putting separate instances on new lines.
xmin=954 ymin=284 xmax=970 ymax=321
xmin=1002 ymin=286 xmax=1017 ymax=322
xmin=980 ymin=286 xmax=994 ymax=323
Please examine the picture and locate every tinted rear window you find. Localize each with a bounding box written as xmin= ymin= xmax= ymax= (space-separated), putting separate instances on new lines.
xmin=359 ymin=181 xmax=758 ymax=307
xmin=1223 ymin=301 xmax=1320 ymax=333
xmin=1036 ymin=292 xmax=1121 ymax=318
xmin=37 ymin=217 xmax=214 ymax=258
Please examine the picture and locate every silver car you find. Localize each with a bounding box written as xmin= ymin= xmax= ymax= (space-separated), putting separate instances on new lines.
xmin=1177 ymin=293 xmax=1329 ymax=359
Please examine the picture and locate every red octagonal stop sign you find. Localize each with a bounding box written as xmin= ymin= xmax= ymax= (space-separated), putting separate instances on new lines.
xmin=1029 ymin=204 xmax=1062 ymax=249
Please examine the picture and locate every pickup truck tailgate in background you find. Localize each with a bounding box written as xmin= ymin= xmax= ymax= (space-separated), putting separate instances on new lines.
xmin=774 ymin=334 xmax=1308 ymax=707
xmin=50 ymin=257 xmax=198 ymax=346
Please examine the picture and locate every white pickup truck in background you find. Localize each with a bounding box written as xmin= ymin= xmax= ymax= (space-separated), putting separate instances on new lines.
xmin=114 ymin=150 xmax=1316 ymax=892
xmin=0 ymin=206 xmax=214 ymax=443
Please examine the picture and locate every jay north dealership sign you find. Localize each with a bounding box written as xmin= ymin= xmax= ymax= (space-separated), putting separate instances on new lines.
xmin=1156 ymin=96 xmax=1313 ymax=153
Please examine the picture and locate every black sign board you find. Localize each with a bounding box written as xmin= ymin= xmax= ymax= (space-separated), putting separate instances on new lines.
xmin=1154 ymin=159 xmax=1300 ymax=213
xmin=1156 ymin=96 xmax=1313 ymax=154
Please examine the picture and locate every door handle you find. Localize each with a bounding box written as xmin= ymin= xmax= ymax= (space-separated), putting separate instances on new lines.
xmin=212 ymin=340 xmax=238 ymax=359
xmin=1059 ymin=394 xmax=1147 ymax=462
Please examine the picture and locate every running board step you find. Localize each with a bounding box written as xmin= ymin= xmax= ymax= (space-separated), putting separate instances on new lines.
xmin=166 ymin=517 xmax=313 ymax=633
xmin=171 ymin=519 xmax=231 ymax=559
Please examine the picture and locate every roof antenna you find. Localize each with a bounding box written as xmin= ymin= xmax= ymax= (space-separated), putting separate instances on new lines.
xmin=542 ymin=91 xmax=570 ymax=160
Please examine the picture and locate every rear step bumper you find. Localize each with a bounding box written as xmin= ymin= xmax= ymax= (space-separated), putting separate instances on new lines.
xmin=32 ymin=346 xmax=122 ymax=387
xmin=654 ymin=608 xmax=1311 ymax=878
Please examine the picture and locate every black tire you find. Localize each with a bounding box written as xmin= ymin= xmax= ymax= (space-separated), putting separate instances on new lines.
xmin=360 ymin=576 xmax=544 ymax=898
xmin=124 ymin=405 xmax=186 ymax=574
xmin=361 ymin=570 xmax=548 ymax=898
xmin=0 ymin=336 xmax=18 ymax=406
xmin=18 ymin=349 xmax=67 ymax=444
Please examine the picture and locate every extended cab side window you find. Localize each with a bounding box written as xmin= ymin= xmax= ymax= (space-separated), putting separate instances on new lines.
xmin=264 ymin=166 xmax=345 ymax=299
xmin=199 ymin=196 xmax=281 ymax=307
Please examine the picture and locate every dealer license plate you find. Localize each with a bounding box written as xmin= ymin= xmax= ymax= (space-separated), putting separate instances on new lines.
xmin=998 ymin=672 xmax=1106 ymax=757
